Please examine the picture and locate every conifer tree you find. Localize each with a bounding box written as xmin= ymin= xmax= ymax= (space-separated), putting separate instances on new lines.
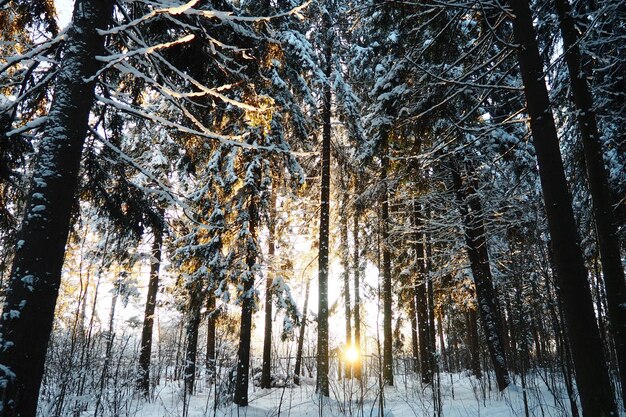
xmin=0 ymin=0 xmax=113 ymax=414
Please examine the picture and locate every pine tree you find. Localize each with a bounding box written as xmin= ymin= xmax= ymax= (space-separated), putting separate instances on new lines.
xmin=506 ymin=0 xmax=617 ymax=414
xmin=0 ymin=0 xmax=113 ymax=414
xmin=553 ymin=0 xmax=626 ymax=404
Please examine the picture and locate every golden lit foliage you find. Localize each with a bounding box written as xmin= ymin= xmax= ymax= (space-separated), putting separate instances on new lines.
xmin=243 ymin=89 xmax=275 ymax=136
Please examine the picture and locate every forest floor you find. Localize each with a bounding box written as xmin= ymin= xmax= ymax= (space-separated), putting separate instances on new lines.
xmin=133 ymin=371 xmax=575 ymax=417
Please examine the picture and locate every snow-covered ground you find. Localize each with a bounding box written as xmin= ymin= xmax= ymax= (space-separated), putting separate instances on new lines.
xmin=131 ymin=372 xmax=574 ymax=417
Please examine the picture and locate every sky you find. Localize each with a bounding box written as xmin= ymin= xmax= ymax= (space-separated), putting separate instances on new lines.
xmin=55 ymin=0 xmax=74 ymax=29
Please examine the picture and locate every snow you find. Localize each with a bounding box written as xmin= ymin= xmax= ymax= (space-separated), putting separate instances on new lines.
xmin=20 ymin=275 xmax=34 ymax=285
xmin=107 ymin=372 xmax=571 ymax=417
xmin=5 ymin=310 xmax=20 ymax=319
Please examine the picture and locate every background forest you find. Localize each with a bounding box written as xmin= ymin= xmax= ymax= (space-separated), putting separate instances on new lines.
xmin=0 ymin=0 xmax=624 ymax=416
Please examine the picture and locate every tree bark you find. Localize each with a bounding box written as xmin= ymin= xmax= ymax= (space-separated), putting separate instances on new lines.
xmin=352 ymin=205 xmax=362 ymax=380
xmin=183 ymin=281 xmax=203 ymax=396
xmin=451 ymin=169 xmax=510 ymax=391
xmin=341 ymin=194 xmax=352 ymax=378
xmin=467 ymin=309 xmax=482 ymax=378
xmin=294 ymin=278 xmax=310 ymax=386
xmin=260 ymin=192 xmax=276 ymax=389
xmin=380 ymin=131 xmax=394 ymax=386
xmin=0 ymin=0 xmax=113 ymax=415
xmin=414 ymin=205 xmax=432 ymax=384
xmin=316 ymin=13 xmax=332 ymax=396
xmin=410 ymin=291 xmax=420 ymax=374
xmin=554 ymin=0 xmax=626 ymax=406
xmin=205 ymin=289 xmax=216 ymax=382
xmin=507 ymin=1 xmax=617 ymax=414
xmin=138 ymin=224 xmax=163 ymax=397
xmin=426 ymin=238 xmax=437 ymax=377
xmin=234 ymin=200 xmax=258 ymax=406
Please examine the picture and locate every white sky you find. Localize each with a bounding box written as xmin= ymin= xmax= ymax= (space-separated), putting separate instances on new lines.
xmin=55 ymin=0 xmax=74 ymax=28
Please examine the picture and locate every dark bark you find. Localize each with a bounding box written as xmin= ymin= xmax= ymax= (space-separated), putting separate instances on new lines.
xmin=410 ymin=292 xmax=420 ymax=374
xmin=183 ymin=282 xmax=203 ymax=395
xmin=341 ymin=195 xmax=352 ymax=378
xmin=414 ymin=206 xmax=432 ymax=384
xmin=467 ymin=309 xmax=482 ymax=378
xmin=293 ymin=278 xmax=310 ymax=386
xmin=352 ymin=206 xmax=362 ymax=380
xmin=416 ymin=282 xmax=431 ymax=384
xmin=260 ymin=193 xmax=276 ymax=389
xmin=234 ymin=200 xmax=258 ymax=406
xmin=554 ymin=0 xmax=626 ymax=406
xmin=381 ymin=132 xmax=394 ymax=386
xmin=507 ymin=1 xmax=617 ymax=414
xmin=205 ymin=290 xmax=216 ymax=381
xmin=138 ymin=225 xmax=163 ymax=397
xmin=0 ymin=0 xmax=113 ymax=415
xmin=452 ymin=169 xmax=509 ymax=391
xmin=316 ymin=14 xmax=332 ymax=396
xmin=426 ymin=239 xmax=437 ymax=377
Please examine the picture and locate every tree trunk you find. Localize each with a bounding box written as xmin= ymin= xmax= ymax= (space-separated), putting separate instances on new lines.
xmin=380 ymin=131 xmax=394 ymax=386
xmin=554 ymin=0 xmax=626 ymax=406
xmin=426 ymin=238 xmax=437 ymax=378
xmin=352 ymin=205 xmax=362 ymax=380
xmin=341 ymin=194 xmax=352 ymax=378
xmin=294 ymin=278 xmax=310 ymax=386
xmin=452 ymin=169 xmax=509 ymax=391
xmin=316 ymin=13 xmax=332 ymax=397
xmin=0 ymin=0 xmax=113 ymax=415
xmin=416 ymin=282 xmax=431 ymax=384
xmin=138 ymin=224 xmax=163 ymax=397
xmin=414 ymin=205 xmax=432 ymax=384
xmin=234 ymin=200 xmax=258 ymax=406
xmin=467 ymin=309 xmax=482 ymax=378
xmin=205 ymin=290 xmax=216 ymax=382
xmin=437 ymin=310 xmax=447 ymax=372
xmin=410 ymin=292 xmax=420 ymax=374
xmin=507 ymin=1 xmax=617 ymax=414
xmin=261 ymin=192 xmax=276 ymax=389
xmin=183 ymin=281 xmax=203 ymax=396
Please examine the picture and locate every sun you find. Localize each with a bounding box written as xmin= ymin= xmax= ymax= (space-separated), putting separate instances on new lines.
xmin=344 ymin=346 xmax=359 ymax=363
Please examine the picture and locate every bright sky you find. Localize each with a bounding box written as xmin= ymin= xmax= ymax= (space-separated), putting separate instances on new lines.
xmin=55 ymin=0 xmax=74 ymax=28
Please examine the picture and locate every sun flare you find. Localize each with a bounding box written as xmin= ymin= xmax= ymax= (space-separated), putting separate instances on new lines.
xmin=344 ymin=346 xmax=359 ymax=363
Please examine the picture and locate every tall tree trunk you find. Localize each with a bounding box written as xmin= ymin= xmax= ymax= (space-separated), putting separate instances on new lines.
xmin=414 ymin=205 xmax=432 ymax=384
xmin=426 ymin=238 xmax=437 ymax=378
xmin=261 ymin=192 xmax=276 ymax=389
xmin=341 ymin=193 xmax=352 ymax=378
xmin=507 ymin=1 xmax=617 ymax=414
xmin=380 ymin=132 xmax=394 ymax=386
xmin=234 ymin=200 xmax=258 ymax=406
xmin=416 ymin=282 xmax=431 ymax=384
xmin=437 ymin=310 xmax=447 ymax=372
xmin=138 ymin=224 xmax=163 ymax=397
xmin=183 ymin=281 xmax=203 ymax=396
xmin=352 ymin=205 xmax=362 ymax=380
xmin=0 ymin=0 xmax=113 ymax=415
xmin=467 ymin=309 xmax=482 ymax=378
xmin=451 ymin=169 xmax=509 ymax=391
xmin=554 ymin=0 xmax=626 ymax=405
xmin=294 ymin=278 xmax=310 ymax=386
xmin=316 ymin=13 xmax=332 ymax=397
xmin=205 ymin=290 xmax=217 ymax=382
xmin=410 ymin=292 xmax=420 ymax=374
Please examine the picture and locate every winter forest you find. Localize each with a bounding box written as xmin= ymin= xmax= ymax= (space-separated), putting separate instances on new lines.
xmin=0 ymin=0 xmax=625 ymax=416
